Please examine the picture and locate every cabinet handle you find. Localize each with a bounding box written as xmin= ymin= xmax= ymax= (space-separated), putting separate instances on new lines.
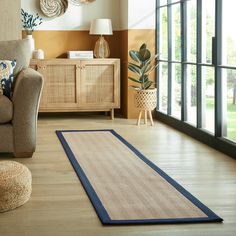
xmin=38 ymin=66 xmax=46 ymax=70
xmin=76 ymin=65 xmax=86 ymax=70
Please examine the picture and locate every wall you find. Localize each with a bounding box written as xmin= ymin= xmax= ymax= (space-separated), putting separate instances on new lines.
xmin=21 ymin=0 xmax=156 ymax=119
xmin=128 ymin=0 xmax=156 ymax=29
xmin=126 ymin=29 xmax=156 ymax=119
xmin=120 ymin=0 xmax=128 ymax=30
xmin=0 ymin=0 xmax=21 ymax=41
xmin=21 ymin=0 xmax=122 ymax=58
xmin=123 ymin=0 xmax=156 ymax=118
xmin=21 ymin=0 xmax=121 ymax=30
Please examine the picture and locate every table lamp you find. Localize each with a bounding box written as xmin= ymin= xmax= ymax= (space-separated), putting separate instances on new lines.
xmin=89 ymin=19 xmax=113 ymax=58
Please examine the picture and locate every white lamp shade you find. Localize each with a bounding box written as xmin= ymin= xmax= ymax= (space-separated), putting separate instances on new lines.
xmin=89 ymin=19 xmax=113 ymax=35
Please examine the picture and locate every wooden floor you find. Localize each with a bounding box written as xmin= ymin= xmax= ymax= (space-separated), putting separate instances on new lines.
xmin=0 ymin=115 xmax=236 ymax=236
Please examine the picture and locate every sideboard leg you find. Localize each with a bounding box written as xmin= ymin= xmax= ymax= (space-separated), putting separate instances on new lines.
xmin=110 ymin=109 xmax=114 ymax=120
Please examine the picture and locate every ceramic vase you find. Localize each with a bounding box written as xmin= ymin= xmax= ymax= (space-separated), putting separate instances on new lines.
xmin=26 ymin=34 xmax=35 ymax=57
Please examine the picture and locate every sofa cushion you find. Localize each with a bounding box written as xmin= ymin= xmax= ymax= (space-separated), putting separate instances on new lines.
xmin=0 ymin=94 xmax=13 ymax=123
xmin=0 ymin=60 xmax=17 ymax=98
xmin=0 ymin=39 xmax=31 ymax=77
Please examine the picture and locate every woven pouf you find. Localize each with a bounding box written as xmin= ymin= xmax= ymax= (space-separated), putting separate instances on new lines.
xmin=0 ymin=161 xmax=32 ymax=213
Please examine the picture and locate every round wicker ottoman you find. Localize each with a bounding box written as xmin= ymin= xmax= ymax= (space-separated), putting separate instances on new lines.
xmin=0 ymin=161 xmax=32 ymax=213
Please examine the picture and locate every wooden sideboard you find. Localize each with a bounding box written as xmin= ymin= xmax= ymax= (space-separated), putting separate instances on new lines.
xmin=30 ymin=58 xmax=120 ymax=119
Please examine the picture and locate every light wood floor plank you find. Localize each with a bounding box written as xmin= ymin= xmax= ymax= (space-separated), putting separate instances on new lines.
xmin=0 ymin=115 xmax=235 ymax=236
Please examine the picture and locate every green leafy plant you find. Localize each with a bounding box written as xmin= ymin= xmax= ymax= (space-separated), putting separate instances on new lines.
xmin=128 ymin=43 xmax=158 ymax=90
xmin=21 ymin=9 xmax=43 ymax=35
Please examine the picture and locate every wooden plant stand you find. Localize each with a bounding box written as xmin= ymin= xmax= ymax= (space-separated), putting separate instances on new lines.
xmin=134 ymin=88 xmax=157 ymax=126
xmin=137 ymin=110 xmax=154 ymax=126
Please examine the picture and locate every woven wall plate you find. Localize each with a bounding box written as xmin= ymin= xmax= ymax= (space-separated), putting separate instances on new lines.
xmin=69 ymin=0 xmax=95 ymax=6
xmin=40 ymin=0 xmax=69 ymax=18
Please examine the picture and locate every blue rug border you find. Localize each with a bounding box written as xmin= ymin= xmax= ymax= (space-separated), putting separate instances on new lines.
xmin=56 ymin=129 xmax=223 ymax=225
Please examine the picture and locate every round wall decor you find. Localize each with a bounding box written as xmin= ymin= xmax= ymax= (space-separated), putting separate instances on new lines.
xmin=40 ymin=0 xmax=69 ymax=18
xmin=69 ymin=0 xmax=95 ymax=6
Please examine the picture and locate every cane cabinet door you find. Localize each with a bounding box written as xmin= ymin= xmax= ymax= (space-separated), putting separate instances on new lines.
xmin=36 ymin=60 xmax=79 ymax=112
xmin=79 ymin=59 xmax=120 ymax=109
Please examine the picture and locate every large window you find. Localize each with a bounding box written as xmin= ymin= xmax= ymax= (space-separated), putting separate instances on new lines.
xmin=156 ymin=0 xmax=236 ymax=144
xmin=222 ymin=0 xmax=236 ymax=142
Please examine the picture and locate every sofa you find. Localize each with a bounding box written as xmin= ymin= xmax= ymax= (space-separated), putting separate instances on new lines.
xmin=0 ymin=39 xmax=43 ymax=157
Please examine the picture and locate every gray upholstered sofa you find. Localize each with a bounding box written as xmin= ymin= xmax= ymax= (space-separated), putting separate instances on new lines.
xmin=0 ymin=39 xmax=43 ymax=157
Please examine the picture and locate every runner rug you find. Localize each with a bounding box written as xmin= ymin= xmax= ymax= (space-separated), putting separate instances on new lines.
xmin=56 ymin=130 xmax=223 ymax=225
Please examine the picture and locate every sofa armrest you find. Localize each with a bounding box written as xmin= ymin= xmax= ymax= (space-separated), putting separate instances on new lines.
xmin=12 ymin=68 xmax=43 ymax=156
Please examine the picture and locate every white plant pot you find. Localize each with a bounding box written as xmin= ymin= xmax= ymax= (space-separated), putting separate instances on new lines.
xmin=26 ymin=35 xmax=35 ymax=57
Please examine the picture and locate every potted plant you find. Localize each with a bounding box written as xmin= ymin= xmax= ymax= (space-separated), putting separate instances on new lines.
xmin=21 ymin=9 xmax=43 ymax=53
xmin=128 ymin=43 xmax=158 ymax=126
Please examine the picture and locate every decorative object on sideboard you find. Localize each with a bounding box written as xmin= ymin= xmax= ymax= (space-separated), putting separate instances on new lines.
xmin=33 ymin=49 xmax=45 ymax=59
xmin=67 ymin=51 xmax=93 ymax=59
xmin=26 ymin=35 xmax=35 ymax=55
xmin=40 ymin=0 xmax=68 ymax=18
xmin=128 ymin=43 xmax=158 ymax=126
xmin=21 ymin=9 xmax=43 ymax=36
xmin=89 ymin=19 xmax=113 ymax=58
xmin=70 ymin=0 xmax=96 ymax=6
xmin=21 ymin=9 xmax=43 ymax=55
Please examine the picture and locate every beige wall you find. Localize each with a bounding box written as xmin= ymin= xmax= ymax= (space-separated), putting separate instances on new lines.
xmin=128 ymin=0 xmax=156 ymax=29
xmin=23 ymin=30 xmax=122 ymax=59
xmin=121 ymin=0 xmax=156 ymax=118
xmin=21 ymin=0 xmax=121 ymax=30
xmin=0 ymin=0 xmax=21 ymax=41
xmin=120 ymin=0 xmax=128 ymax=30
xmin=20 ymin=0 xmax=156 ymax=118
xmin=127 ymin=29 xmax=156 ymax=119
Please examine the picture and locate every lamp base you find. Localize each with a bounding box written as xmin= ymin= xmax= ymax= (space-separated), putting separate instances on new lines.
xmin=94 ymin=36 xmax=110 ymax=58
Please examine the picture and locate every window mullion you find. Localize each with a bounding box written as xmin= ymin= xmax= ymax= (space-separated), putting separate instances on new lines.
xmin=215 ymin=0 xmax=225 ymax=137
xmin=196 ymin=0 xmax=203 ymax=128
xmin=181 ymin=0 xmax=188 ymax=121
xmin=156 ymin=0 xmax=161 ymax=111
xmin=167 ymin=0 xmax=173 ymax=115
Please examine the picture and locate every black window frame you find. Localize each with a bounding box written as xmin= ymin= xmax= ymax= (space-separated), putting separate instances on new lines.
xmin=155 ymin=0 xmax=236 ymax=159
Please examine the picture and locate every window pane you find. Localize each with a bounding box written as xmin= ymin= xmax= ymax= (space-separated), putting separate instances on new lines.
xmin=160 ymin=7 xmax=168 ymax=60
xmin=159 ymin=0 xmax=167 ymax=6
xmin=172 ymin=4 xmax=181 ymax=61
xmin=187 ymin=65 xmax=197 ymax=125
xmin=187 ymin=0 xmax=197 ymax=62
xmin=202 ymin=66 xmax=215 ymax=133
xmin=159 ymin=62 xmax=168 ymax=113
xmin=202 ymin=0 xmax=215 ymax=64
xmin=223 ymin=69 xmax=236 ymax=142
xmin=172 ymin=63 xmax=181 ymax=119
xmin=222 ymin=0 xmax=236 ymax=66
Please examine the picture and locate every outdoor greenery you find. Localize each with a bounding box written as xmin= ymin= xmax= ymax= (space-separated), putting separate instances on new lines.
xmin=159 ymin=1 xmax=236 ymax=141
xmin=207 ymin=98 xmax=236 ymax=140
